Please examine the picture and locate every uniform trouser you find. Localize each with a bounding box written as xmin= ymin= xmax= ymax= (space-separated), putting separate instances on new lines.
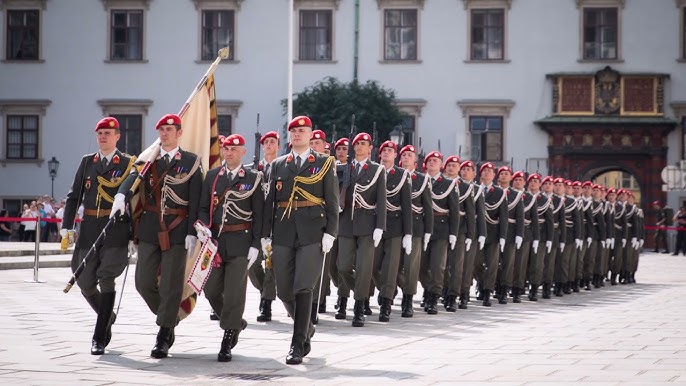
xmin=135 ymin=242 xmax=186 ymax=327
xmin=476 ymin=243 xmax=500 ymax=291
xmin=499 ymin=243 xmax=516 ymax=288
xmin=312 ymin=245 xmax=333 ymax=305
xmin=583 ymin=240 xmax=598 ymax=280
xmin=397 ymin=237 xmax=422 ymax=295
xmin=543 ymin=237 xmax=560 ymax=285
xmin=568 ymin=243 xmax=580 ymax=282
xmin=446 ymin=233 xmax=467 ymax=296
xmin=71 ymin=245 xmax=128 ymax=308
xmin=611 ymin=239 xmax=624 ymax=274
xmin=460 ymin=236 xmax=478 ymax=295
xmin=272 ymin=242 xmax=324 ymax=303
xmin=204 ymin=255 xmax=248 ymax=331
xmin=513 ymin=240 xmax=532 ymax=290
xmin=623 ymin=244 xmax=636 ymax=273
xmin=338 ymin=235 xmax=374 ymax=301
xmin=631 ymin=249 xmax=640 ymax=273
xmin=555 ymin=242 xmax=573 ymax=283
xmin=528 ymin=239 xmax=545 ymax=286
xmin=575 ymin=242 xmax=587 ymax=281
xmin=247 ymin=252 xmax=276 ymax=301
xmin=372 ymin=237 xmax=402 ymax=299
xmin=332 ymin=238 xmax=351 ymax=298
xmin=419 ymin=239 xmax=448 ymax=295
xmin=594 ymin=241 xmax=608 ymax=276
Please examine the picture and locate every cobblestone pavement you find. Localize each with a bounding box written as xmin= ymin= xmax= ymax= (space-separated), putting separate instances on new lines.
xmin=0 ymin=251 xmax=684 ymax=385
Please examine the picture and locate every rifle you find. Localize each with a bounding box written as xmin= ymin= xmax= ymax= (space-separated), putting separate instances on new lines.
xmin=331 ymin=124 xmax=337 ymax=146
xmin=339 ymin=114 xmax=357 ymax=209
xmin=371 ymin=122 xmax=378 ymax=163
xmin=253 ymin=113 xmax=261 ymax=167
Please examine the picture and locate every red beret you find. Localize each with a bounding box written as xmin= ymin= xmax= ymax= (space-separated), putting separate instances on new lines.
xmin=600 ymin=186 xmax=607 ymax=191
xmin=352 ymin=132 xmax=372 ymax=146
xmin=156 ymin=114 xmax=182 ymax=129
xmin=572 ymin=181 xmax=582 ymax=187
xmin=617 ymin=189 xmax=626 ymax=195
xmin=497 ymin=166 xmax=513 ymax=176
xmin=423 ymin=151 xmax=443 ymax=165
xmin=288 ymin=116 xmax=312 ymax=131
xmin=607 ymin=188 xmax=617 ymax=195
xmin=442 ymin=155 xmax=460 ymax=171
xmin=564 ymin=180 xmax=572 ymax=186
xmin=553 ymin=177 xmax=565 ymax=184
xmin=399 ymin=145 xmax=416 ymax=157
xmin=542 ymin=176 xmax=554 ymax=184
xmin=334 ymin=138 xmax=349 ymax=149
xmin=460 ymin=160 xmax=475 ymax=170
xmin=378 ymin=140 xmax=397 ymax=155
xmin=582 ymin=181 xmax=593 ymax=187
xmin=95 ymin=117 xmax=119 ymax=131
xmin=222 ymin=134 xmax=245 ymax=147
xmin=324 ymin=142 xmax=331 ymax=150
xmin=527 ymin=173 xmax=541 ymax=183
xmin=626 ymin=190 xmax=634 ymax=197
xmin=260 ymin=131 xmax=279 ymax=144
xmin=592 ymin=184 xmax=601 ymax=190
xmin=218 ymin=135 xmax=226 ymax=143
xmin=480 ymin=162 xmax=495 ymax=173
xmin=512 ymin=171 xmax=526 ymax=180
xmin=652 ymin=200 xmax=660 ymax=206
xmin=311 ymin=130 xmax=326 ymax=141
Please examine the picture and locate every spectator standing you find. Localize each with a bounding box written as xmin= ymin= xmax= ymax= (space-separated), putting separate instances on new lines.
xmin=22 ymin=203 xmax=38 ymax=242
xmin=0 ymin=209 xmax=12 ymax=241
xmin=673 ymin=207 xmax=686 ymax=256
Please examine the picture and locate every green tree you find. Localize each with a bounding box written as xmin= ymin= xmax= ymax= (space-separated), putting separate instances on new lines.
xmin=283 ymin=77 xmax=406 ymax=143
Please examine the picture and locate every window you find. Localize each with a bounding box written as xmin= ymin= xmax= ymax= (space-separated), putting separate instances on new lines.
xmin=202 ymin=10 xmax=234 ymax=60
xmin=217 ymin=114 xmax=232 ymax=137
xmin=299 ymin=10 xmax=332 ymax=60
xmin=470 ymin=9 xmax=503 ymax=60
xmin=216 ymin=99 xmax=242 ymax=137
xmin=384 ymin=9 xmax=417 ymax=60
xmin=394 ymin=98 xmax=426 ymax=146
xmin=6 ymin=9 xmax=39 ymax=60
xmin=110 ymin=114 xmax=142 ymax=155
xmin=110 ymin=10 xmax=143 ymax=60
xmin=582 ymin=7 xmax=618 ymax=60
xmin=470 ymin=116 xmax=502 ymax=162
xmin=6 ymin=115 xmax=38 ymax=159
xmin=682 ymin=5 xmax=686 ymax=60
xmin=620 ymin=171 xmax=638 ymax=189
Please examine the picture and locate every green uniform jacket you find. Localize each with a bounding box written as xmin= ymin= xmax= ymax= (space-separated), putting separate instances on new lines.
xmin=339 ymin=160 xmax=387 ymax=237
xmin=522 ymin=191 xmax=540 ymax=242
xmin=383 ymin=165 xmax=412 ymax=239
xmin=409 ymin=171 xmax=434 ymax=237
xmin=456 ymin=180 xmax=476 ymax=240
xmin=428 ymin=176 xmax=459 ymax=241
xmin=484 ymin=185 xmax=508 ymax=244
xmin=504 ymin=187 xmax=525 ymax=242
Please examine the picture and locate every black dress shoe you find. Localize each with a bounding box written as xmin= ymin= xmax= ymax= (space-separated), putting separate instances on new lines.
xmin=335 ymin=297 xmax=347 ymax=319
xmin=257 ymin=299 xmax=272 ymax=322
xmin=286 ymin=343 xmax=303 ymax=365
xmin=230 ymin=319 xmax=247 ymax=349
xmin=151 ymin=327 xmax=173 ymax=359
xmin=91 ymin=340 xmax=105 ymax=355
xmin=457 ymin=294 xmax=468 ymax=309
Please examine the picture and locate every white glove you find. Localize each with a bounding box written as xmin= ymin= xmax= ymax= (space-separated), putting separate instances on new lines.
xmin=322 ymin=233 xmax=335 ymax=254
xmin=185 ymin=235 xmax=197 ymax=251
xmin=478 ymin=235 xmax=486 ymax=250
xmin=423 ymin=233 xmax=431 ymax=251
xmin=465 ymin=238 xmax=472 ymax=252
xmin=532 ymin=240 xmax=539 ymax=254
xmin=373 ymin=228 xmax=383 ymax=247
xmin=261 ymin=237 xmax=272 ymax=256
xmin=587 ymin=237 xmax=593 ymax=247
xmin=402 ymin=234 xmax=412 ymax=255
xmin=631 ymin=237 xmax=638 ymax=249
xmin=448 ymin=234 xmax=457 ymax=250
xmin=606 ymin=238 xmax=612 ymax=249
xmin=128 ymin=240 xmax=137 ymax=257
xmin=560 ymin=242 xmax=566 ymax=251
xmin=639 ymin=239 xmax=644 ymax=248
xmin=545 ymin=240 xmax=552 ymax=253
xmin=60 ymin=228 xmax=69 ymax=239
xmin=197 ymin=226 xmax=211 ymax=244
xmin=601 ymin=240 xmax=606 ymax=249
xmin=110 ymin=193 xmax=126 ymax=218
xmin=622 ymin=238 xmax=626 ymax=248
xmin=575 ymin=239 xmax=582 ymax=250
xmin=499 ymin=238 xmax=505 ymax=253
xmin=515 ymin=236 xmax=523 ymax=250
xmin=247 ymin=247 xmax=259 ymax=269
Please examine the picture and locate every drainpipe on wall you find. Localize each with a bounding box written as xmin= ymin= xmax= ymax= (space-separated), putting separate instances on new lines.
xmin=353 ymin=0 xmax=360 ymax=81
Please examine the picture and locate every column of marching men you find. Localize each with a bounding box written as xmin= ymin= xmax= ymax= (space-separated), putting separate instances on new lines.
xmin=62 ymin=114 xmax=646 ymax=365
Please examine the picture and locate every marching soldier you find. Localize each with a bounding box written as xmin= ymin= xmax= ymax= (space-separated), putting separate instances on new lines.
xmin=261 ymin=115 xmax=339 ymax=365
xmin=495 ymin=166 xmax=523 ymax=305
xmin=582 ymin=182 xmax=606 ymax=290
xmin=247 ymin=131 xmax=279 ymax=323
xmin=332 ymin=138 xmax=351 ymax=319
xmin=458 ymin=160 xmax=486 ymax=309
xmin=622 ymin=190 xmax=640 ymax=284
xmin=525 ymin=173 xmax=553 ymax=301
xmin=554 ymin=179 xmax=582 ymax=296
xmin=571 ymin=181 xmax=591 ymax=292
xmin=198 ymin=134 xmax=263 ymax=362
xmin=61 ymin=117 xmax=135 ymax=355
xmin=337 ymin=132 xmax=386 ymax=327
xmin=419 ymin=151 xmax=459 ymax=314
xmin=541 ymin=176 xmax=566 ymax=299
xmin=309 ymin=129 xmax=331 ymax=319
xmin=396 ymin=145 xmax=433 ymax=317
xmin=111 ymin=113 xmax=204 ymax=359
xmin=310 ymin=129 xmax=327 ymax=154
xmin=607 ymin=189 xmax=628 ymax=285
xmin=592 ymin=185 xmax=611 ymax=288
xmin=441 ymin=156 xmax=475 ymax=312
xmin=371 ymin=140 xmax=412 ymax=322
xmin=511 ymin=171 xmax=539 ymax=303
xmin=628 ymin=192 xmax=644 ymax=283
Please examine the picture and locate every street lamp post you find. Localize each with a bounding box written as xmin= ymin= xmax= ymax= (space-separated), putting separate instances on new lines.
xmin=47 ymin=156 xmax=59 ymax=198
xmin=389 ymin=125 xmax=403 ymax=145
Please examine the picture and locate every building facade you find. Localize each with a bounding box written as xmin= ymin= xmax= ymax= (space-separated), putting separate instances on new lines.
xmin=1 ymin=0 xmax=685 ymax=218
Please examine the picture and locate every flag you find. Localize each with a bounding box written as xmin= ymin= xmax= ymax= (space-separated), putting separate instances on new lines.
xmin=178 ymin=74 xmax=221 ymax=174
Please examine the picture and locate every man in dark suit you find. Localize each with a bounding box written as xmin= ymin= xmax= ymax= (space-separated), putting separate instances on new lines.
xmin=199 ymin=134 xmax=263 ymax=362
xmin=112 ymin=113 xmax=203 ymax=359
xmin=337 ymin=132 xmax=386 ymax=327
xmin=458 ymin=160 xmax=486 ymax=309
xmin=261 ymin=116 xmax=339 ymax=365
xmin=62 ymin=117 xmax=135 ymax=355
xmin=511 ymin=171 xmax=539 ymax=303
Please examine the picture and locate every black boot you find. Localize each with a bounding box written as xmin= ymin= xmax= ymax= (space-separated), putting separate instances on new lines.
xmin=257 ymin=299 xmax=272 ymax=322
xmin=512 ymin=288 xmax=522 ymax=303
xmin=458 ymin=293 xmax=468 ymax=309
xmin=286 ymin=293 xmax=313 ymax=365
xmin=151 ymin=327 xmax=173 ymax=358
xmin=610 ymin=273 xmax=618 ymax=285
xmin=401 ymin=294 xmax=414 ymax=318
xmin=378 ymin=297 xmax=391 ymax=322
xmin=352 ymin=300 xmax=365 ymax=327
xmin=542 ymin=283 xmax=551 ymax=299
xmin=217 ymin=329 xmax=235 ymax=362
xmin=563 ymin=282 xmax=572 ymax=294
xmin=426 ymin=293 xmax=438 ymax=314
xmin=573 ymin=280 xmax=580 ymax=292
xmin=476 ymin=282 xmax=484 ymax=300
xmin=334 ymin=297 xmax=347 ymax=319
xmin=91 ymin=291 xmax=115 ymax=355
xmin=420 ymin=290 xmax=428 ymax=308
xmin=445 ymin=295 xmax=457 ymax=312
xmin=554 ymin=282 xmax=563 ymax=297
xmin=498 ymin=286 xmax=509 ymax=304
xmin=528 ymin=285 xmax=538 ymax=301
xmin=310 ymin=303 xmax=319 ymax=325
xmin=629 ymin=272 xmax=636 ymax=284
xmin=363 ymin=298 xmax=373 ymax=316
xmin=482 ymin=290 xmax=492 ymax=307
xmin=318 ymin=299 xmax=326 ymax=313
xmin=584 ymin=278 xmax=592 ymax=291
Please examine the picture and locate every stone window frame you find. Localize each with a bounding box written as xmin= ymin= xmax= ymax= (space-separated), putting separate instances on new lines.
xmin=457 ymin=99 xmax=514 ymax=162
xmin=678 ymin=0 xmax=686 ymax=62
xmin=576 ymin=0 xmax=625 ymax=63
xmin=216 ymin=99 xmax=242 ymax=136
xmin=0 ymin=0 xmax=47 ymax=63
xmin=294 ymin=0 xmax=339 ymax=63
xmin=394 ymin=98 xmax=426 ymax=146
xmin=192 ymin=0 xmax=243 ymax=63
xmin=97 ymin=99 xmax=152 ymax=155
xmin=0 ymin=99 xmax=51 ymax=166
xmin=461 ymin=0 xmax=512 ymax=64
xmin=377 ymin=0 xmax=424 ymax=64
xmin=102 ymin=0 xmax=152 ymax=63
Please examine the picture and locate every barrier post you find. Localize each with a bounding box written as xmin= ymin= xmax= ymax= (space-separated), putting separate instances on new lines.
xmin=25 ymin=217 xmax=44 ymax=283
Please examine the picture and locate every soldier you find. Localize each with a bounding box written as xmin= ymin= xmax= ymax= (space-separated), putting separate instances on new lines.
xmin=337 ymin=132 xmax=386 ymax=327
xmin=396 ymin=145 xmax=433 ymax=317
xmin=420 ymin=151 xmax=459 ymax=314
xmin=571 ymin=181 xmax=591 ymax=293
xmin=495 ymin=166 xmax=523 ymax=305
xmin=511 ymin=171 xmax=539 ymax=303
xmin=198 ymin=134 xmax=263 ymax=362
xmin=582 ymin=182 xmax=606 ymax=290
xmin=458 ymin=160 xmax=486 ymax=309
xmin=441 ymin=156 xmax=475 ymax=312
xmin=622 ymin=190 xmax=640 ymax=284
xmin=310 ymin=129 xmax=327 ymax=154
xmin=334 ymin=138 xmax=349 ymax=164
xmin=608 ymin=189 xmax=628 ymax=285
xmin=554 ymin=179 xmax=582 ymax=296
xmin=525 ymin=173 xmax=553 ymax=301
xmin=246 ymin=131 xmax=279 ymax=323
xmin=323 ymin=142 xmax=331 ymax=156
xmin=371 ymin=140 xmax=412 ymax=322
xmin=61 ymin=117 xmax=135 ymax=355
xmin=332 ymin=138 xmax=351 ymax=319
xmin=541 ymin=176 xmax=566 ymax=299
xmin=261 ymin=115 xmax=339 ymax=365
xmin=593 ymin=185 xmax=613 ymax=288
xmin=111 ymin=113 xmax=203 ymax=359
xmin=629 ymin=192 xmax=644 ymax=283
